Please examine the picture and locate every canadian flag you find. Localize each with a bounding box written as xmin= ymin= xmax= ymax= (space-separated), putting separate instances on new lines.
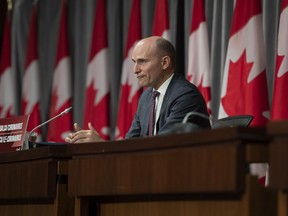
xmin=0 ymin=11 xmax=15 ymax=118
xmin=271 ymin=0 xmax=288 ymax=120
xmin=21 ymin=4 xmax=41 ymax=136
xmin=47 ymin=0 xmax=72 ymax=142
xmin=115 ymin=0 xmax=142 ymax=139
xmin=152 ymin=0 xmax=170 ymax=40
xmin=219 ymin=0 xmax=269 ymax=186
xmin=186 ymin=0 xmax=211 ymax=113
xmin=219 ymin=0 xmax=269 ymax=126
xmin=83 ymin=0 xmax=110 ymax=140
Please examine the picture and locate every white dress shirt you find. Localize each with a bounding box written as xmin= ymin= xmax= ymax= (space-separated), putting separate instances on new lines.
xmin=153 ymin=73 xmax=174 ymax=134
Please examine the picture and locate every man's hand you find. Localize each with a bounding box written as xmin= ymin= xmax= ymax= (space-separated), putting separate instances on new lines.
xmin=65 ymin=122 xmax=104 ymax=143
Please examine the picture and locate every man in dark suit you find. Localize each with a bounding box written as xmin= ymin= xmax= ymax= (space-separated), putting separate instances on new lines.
xmin=127 ymin=72 xmax=210 ymax=137
xmin=65 ymin=36 xmax=210 ymax=143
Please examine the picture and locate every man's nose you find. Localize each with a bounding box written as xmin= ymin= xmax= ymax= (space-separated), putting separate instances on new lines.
xmin=133 ymin=63 xmax=140 ymax=73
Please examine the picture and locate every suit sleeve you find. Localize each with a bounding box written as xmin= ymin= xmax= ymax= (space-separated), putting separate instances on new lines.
xmin=125 ymin=112 xmax=141 ymax=138
xmin=125 ymin=90 xmax=149 ymax=138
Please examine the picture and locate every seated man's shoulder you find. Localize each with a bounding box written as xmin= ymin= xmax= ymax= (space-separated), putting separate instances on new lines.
xmin=138 ymin=87 xmax=153 ymax=102
xmin=173 ymin=75 xmax=199 ymax=92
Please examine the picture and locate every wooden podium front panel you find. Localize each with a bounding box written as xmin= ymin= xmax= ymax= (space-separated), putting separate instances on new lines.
xmin=98 ymin=176 xmax=276 ymax=216
xmin=268 ymin=121 xmax=288 ymax=189
xmin=67 ymin=127 xmax=277 ymax=216
xmin=69 ymin=142 xmax=244 ymax=197
xmin=0 ymin=146 xmax=74 ymax=216
xmin=269 ymin=136 xmax=288 ymax=190
xmin=0 ymin=159 xmax=57 ymax=199
xmin=267 ymin=121 xmax=288 ymax=216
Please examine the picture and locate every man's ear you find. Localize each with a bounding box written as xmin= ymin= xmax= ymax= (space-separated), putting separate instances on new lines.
xmin=162 ymin=56 xmax=170 ymax=69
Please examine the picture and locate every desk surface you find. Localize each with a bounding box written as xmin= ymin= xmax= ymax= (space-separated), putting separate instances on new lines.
xmin=67 ymin=127 xmax=267 ymax=157
xmin=0 ymin=145 xmax=68 ymax=164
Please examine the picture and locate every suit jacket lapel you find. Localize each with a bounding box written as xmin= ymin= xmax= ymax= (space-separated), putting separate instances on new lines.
xmin=160 ymin=73 xmax=178 ymax=113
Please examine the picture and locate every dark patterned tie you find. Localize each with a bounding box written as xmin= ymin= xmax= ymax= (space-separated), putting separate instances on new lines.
xmin=149 ymin=91 xmax=160 ymax=136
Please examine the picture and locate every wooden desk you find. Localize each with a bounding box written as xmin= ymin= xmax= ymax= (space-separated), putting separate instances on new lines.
xmin=268 ymin=121 xmax=288 ymax=216
xmin=0 ymin=146 xmax=73 ymax=216
xmin=67 ymin=127 xmax=276 ymax=216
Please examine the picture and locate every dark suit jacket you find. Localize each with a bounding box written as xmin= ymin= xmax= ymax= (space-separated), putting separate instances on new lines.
xmin=126 ymin=73 xmax=210 ymax=138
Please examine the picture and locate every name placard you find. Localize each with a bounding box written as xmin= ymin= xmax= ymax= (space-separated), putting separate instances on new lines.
xmin=0 ymin=115 xmax=29 ymax=152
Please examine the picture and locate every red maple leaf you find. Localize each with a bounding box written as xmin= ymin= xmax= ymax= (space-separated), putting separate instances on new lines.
xmin=21 ymin=99 xmax=32 ymax=131
xmin=116 ymin=83 xmax=133 ymax=139
xmin=116 ymin=82 xmax=142 ymax=139
xmin=197 ymin=76 xmax=211 ymax=114
xmin=275 ymin=54 xmax=285 ymax=74
xmin=187 ymin=74 xmax=211 ymax=114
xmin=271 ymin=54 xmax=288 ymax=120
xmin=84 ymin=82 xmax=97 ymax=125
xmin=0 ymin=105 xmax=13 ymax=118
xmin=21 ymin=99 xmax=28 ymax=116
xmin=49 ymin=89 xmax=59 ymax=117
xmin=84 ymin=82 xmax=110 ymax=140
xmin=21 ymin=98 xmax=41 ymax=132
xmin=47 ymin=89 xmax=73 ymax=142
xmin=187 ymin=74 xmax=192 ymax=83
xmin=221 ymin=50 xmax=269 ymax=126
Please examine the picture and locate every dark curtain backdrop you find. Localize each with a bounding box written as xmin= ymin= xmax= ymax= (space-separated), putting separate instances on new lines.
xmin=9 ymin=0 xmax=280 ymax=139
xmin=0 ymin=1 xmax=7 ymax=47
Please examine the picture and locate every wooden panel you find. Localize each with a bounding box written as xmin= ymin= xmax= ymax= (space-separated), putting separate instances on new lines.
xmin=0 ymin=146 xmax=73 ymax=216
xmin=269 ymin=137 xmax=288 ymax=189
xmin=96 ymin=176 xmax=276 ymax=216
xmin=245 ymin=143 xmax=268 ymax=163
xmin=0 ymin=173 xmax=74 ymax=216
xmin=267 ymin=121 xmax=288 ymax=189
xmin=267 ymin=120 xmax=288 ymax=136
xmin=0 ymin=146 xmax=69 ymax=200
xmin=0 ymin=159 xmax=57 ymax=199
xmin=68 ymin=142 xmax=244 ymax=197
xmin=0 ymin=203 xmax=57 ymax=216
xmin=267 ymin=121 xmax=288 ymax=216
xmin=67 ymin=127 xmax=273 ymax=216
xmin=278 ymin=191 xmax=288 ymax=216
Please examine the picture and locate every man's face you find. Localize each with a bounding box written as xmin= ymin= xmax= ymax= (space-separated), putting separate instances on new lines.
xmin=131 ymin=41 xmax=165 ymax=89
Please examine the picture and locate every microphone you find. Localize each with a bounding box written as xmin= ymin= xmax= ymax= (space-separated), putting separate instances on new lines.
xmin=22 ymin=107 xmax=72 ymax=150
xmin=182 ymin=111 xmax=211 ymax=124
xmin=182 ymin=111 xmax=233 ymax=128
xmin=172 ymin=111 xmax=232 ymax=134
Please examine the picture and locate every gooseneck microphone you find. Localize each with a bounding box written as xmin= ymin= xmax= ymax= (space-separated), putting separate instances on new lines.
xmin=182 ymin=111 xmax=232 ymax=127
xmin=182 ymin=111 xmax=211 ymax=124
xmin=182 ymin=111 xmax=232 ymax=128
xmin=172 ymin=111 xmax=232 ymax=134
xmin=22 ymin=107 xmax=72 ymax=150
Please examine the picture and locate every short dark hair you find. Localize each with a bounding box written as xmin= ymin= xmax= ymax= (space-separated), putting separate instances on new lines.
xmin=155 ymin=38 xmax=176 ymax=69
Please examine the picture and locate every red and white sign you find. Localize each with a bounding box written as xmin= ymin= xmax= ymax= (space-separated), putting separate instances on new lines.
xmin=0 ymin=115 xmax=29 ymax=152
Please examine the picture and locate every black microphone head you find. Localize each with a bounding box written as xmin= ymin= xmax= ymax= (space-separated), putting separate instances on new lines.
xmin=171 ymin=122 xmax=201 ymax=134
xmin=28 ymin=132 xmax=38 ymax=148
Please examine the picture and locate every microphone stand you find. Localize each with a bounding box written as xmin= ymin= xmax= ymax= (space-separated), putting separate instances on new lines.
xmin=22 ymin=107 xmax=72 ymax=150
